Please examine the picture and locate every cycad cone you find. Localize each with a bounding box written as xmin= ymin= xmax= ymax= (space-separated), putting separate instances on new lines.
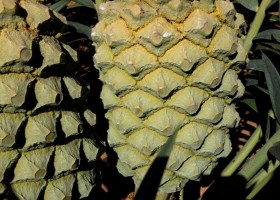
xmin=92 ymin=0 xmax=246 ymax=193
xmin=0 ymin=0 xmax=99 ymax=199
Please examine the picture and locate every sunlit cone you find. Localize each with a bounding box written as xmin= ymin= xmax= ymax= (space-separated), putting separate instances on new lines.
xmin=92 ymin=0 xmax=247 ymax=193
xmin=0 ymin=0 xmax=99 ymax=199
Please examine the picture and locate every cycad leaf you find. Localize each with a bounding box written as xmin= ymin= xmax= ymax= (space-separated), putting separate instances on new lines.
xmin=256 ymin=45 xmax=280 ymax=55
xmin=261 ymin=42 xmax=280 ymax=51
xmin=268 ymin=141 xmax=280 ymax=161
xmin=68 ymin=21 xmax=92 ymax=39
xmin=73 ymin=0 xmax=95 ymax=9
xmin=254 ymin=29 xmax=280 ymax=42
xmin=269 ymin=0 xmax=279 ymax=8
xmin=265 ymin=115 xmax=273 ymax=141
xmin=262 ymin=52 xmax=280 ymax=123
xmin=255 ymin=85 xmax=269 ymax=95
xmin=247 ymin=59 xmax=264 ymax=72
xmin=234 ymin=0 xmax=259 ymax=12
xmin=66 ymin=4 xmax=83 ymax=9
xmin=245 ymin=78 xmax=259 ymax=86
xmin=50 ymin=0 xmax=70 ymax=12
xmin=242 ymin=98 xmax=258 ymax=113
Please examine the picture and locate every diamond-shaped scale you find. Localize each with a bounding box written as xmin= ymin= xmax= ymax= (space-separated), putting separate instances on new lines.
xmin=195 ymin=97 xmax=225 ymax=124
xmin=188 ymin=58 xmax=226 ymax=89
xmin=166 ymin=145 xmax=193 ymax=171
xmin=234 ymin=79 xmax=245 ymax=99
xmin=182 ymin=9 xmax=221 ymax=47
xmin=120 ymin=2 xmax=157 ymax=30
xmin=38 ymin=36 xmax=66 ymax=74
xmin=101 ymin=67 xmax=136 ymax=94
xmin=143 ymin=107 xmax=188 ymax=136
xmin=166 ymin=87 xmax=208 ymax=115
xmin=0 ymin=29 xmax=33 ymax=66
xmin=214 ymin=69 xmax=238 ymax=97
xmin=207 ymin=25 xmax=238 ymax=62
xmin=228 ymin=38 xmax=247 ymax=68
xmin=159 ymin=176 xmax=189 ymax=193
xmin=214 ymin=104 xmax=240 ymax=129
xmin=91 ymin=20 xmax=106 ymax=45
xmin=106 ymin=107 xmax=142 ymax=134
xmin=81 ymin=139 xmax=99 ymax=163
xmin=100 ymin=85 xmax=121 ymax=109
xmin=93 ymin=42 xmax=114 ymax=71
xmin=127 ymin=128 xmax=167 ymax=156
xmin=116 ymin=160 xmax=134 ymax=177
xmin=34 ymin=77 xmax=63 ymax=110
xmin=176 ymin=156 xmax=211 ymax=180
xmin=24 ymin=112 xmax=59 ymax=149
xmin=13 ymin=146 xmax=54 ymax=182
xmin=103 ymin=19 xmax=134 ymax=55
xmin=62 ymin=77 xmax=83 ymax=100
xmin=138 ymin=67 xmax=186 ymax=98
xmin=53 ymin=139 xmax=81 ymax=176
xmin=0 ymin=73 xmax=34 ymax=107
xmin=97 ymin=2 xmax=122 ymax=24
xmin=114 ymin=145 xmax=149 ymax=169
xmin=107 ymin=122 xmax=127 ymax=147
xmin=158 ymin=0 xmax=191 ymax=22
xmin=136 ymin=17 xmax=182 ymax=56
xmin=215 ymin=0 xmax=237 ymax=26
xmin=44 ymin=174 xmax=75 ymax=199
xmin=160 ymin=40 xmax=207 ymax=72
xmin=0 ymin=113 xmax=26 ymax=149
xmin=114 ymin=45 xmax=158 ymax=75
xmin=197 ymin=129 xmax=227 ymax=156
xmin=60 ymin=111 xmax=83 ymax=138
xmin=216 ymin=134 xmax=232 ymax=158
xmin=176 ymin=122 xmax=213 ymax=150
xmin=12 ymin=180 xmax=46 ymax=200
xmin=121 ymin=90 xmax=163 ymax=117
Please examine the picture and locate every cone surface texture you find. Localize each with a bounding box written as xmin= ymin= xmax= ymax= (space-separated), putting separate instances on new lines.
xmin=0 ymin=0 xmax=99 ymax=199
xmin=92 ymin=0 xmax=246 ymax=193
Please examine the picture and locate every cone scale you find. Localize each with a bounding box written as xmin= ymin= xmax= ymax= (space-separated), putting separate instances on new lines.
xmin=92 ymin=0 xmax=246 ymax=193
xmin=0 ymin=0 xmax=99 ymax=199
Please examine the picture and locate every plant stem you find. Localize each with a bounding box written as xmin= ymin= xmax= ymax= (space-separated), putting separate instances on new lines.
xmin=244 ymin=0 xmax=272 ymax=53
xmin=246 ymin=160 xmax=279 ymax=189
xmin=237 ymin=129 xmax=280 ymax=181
xmin=179 ymin=189 xmax=184 ymax=200
xmin=245 ymin=160 xmax=280 ymax=199
xmin=221 ymin=126 xmax=262 ymax=177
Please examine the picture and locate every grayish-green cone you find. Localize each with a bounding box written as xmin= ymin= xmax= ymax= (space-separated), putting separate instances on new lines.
xmin=0 ymin=0 xmax=99 ymax=199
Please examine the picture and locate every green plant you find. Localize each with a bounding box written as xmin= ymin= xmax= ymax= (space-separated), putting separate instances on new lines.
xmin=3 ymin=0 xmax=278 ymax=199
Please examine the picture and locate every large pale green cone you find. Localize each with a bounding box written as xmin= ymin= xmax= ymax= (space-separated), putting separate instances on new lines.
xmin=0 ymin=0 xmax=99 ymax=199
xmin=92 ymin=0 xmax=246 ymax=193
